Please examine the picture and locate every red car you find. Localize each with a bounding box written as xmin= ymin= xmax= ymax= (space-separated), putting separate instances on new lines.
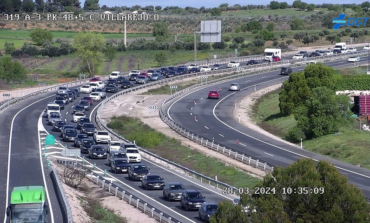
xmin=208 ymin=90 xmax=220 ymax=99
xmin=90 ymin=77 xmax=101 ymax=82
xmin=271 ymin=56 xmax=281 ymax=62
xmin=140 ymin=72 xmax=150 ymax=78
xmin=82 ymin=96 xmax=93 ymax=105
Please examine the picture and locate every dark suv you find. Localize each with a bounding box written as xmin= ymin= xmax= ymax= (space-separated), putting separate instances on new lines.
xmin=121 ymin=79 xmax=134 ymax=89
xmin=180 ymin=190 xmax=206 ymax=211
xmin=128 ymin=164 xmax=150 ymax=181
xmin=280 ymin=66 xmax=292 ymax=75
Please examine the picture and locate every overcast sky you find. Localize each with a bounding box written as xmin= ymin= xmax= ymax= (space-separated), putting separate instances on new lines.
xmin=81 ymin=0 xmax=356 ymax=8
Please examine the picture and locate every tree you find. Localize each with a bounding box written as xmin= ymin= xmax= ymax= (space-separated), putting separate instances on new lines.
xmin=210 ymin=200 xmax=249 ymax=223
xmin=307 ymin=3 xmax=315 ymax=11
xmin=302 ymin=36 xmax=310 ymax=45
xmin=154 ymin=51 xmax=167 ymax=66
xmin=35 ymin=0 xmax=45 ymax=12
xmin=292 ymin=0 xmax=302 ymax=8
xmin=246 ymin=21 xmax=263 ymax=31
xmin=83 ymin=0 xmax=99 ymax=10
xmin=279 ymin=72 xmax=310 ymax=115
xmin=270 ymin=1 xmax=280 ymax=9
xmin=304 ymin=62 xmax=336 ymax=90
xmin=279 ymin=2 xmax=288 ymax=9
xmin=318 ymin=32 xmax=324 ymax=39
xmin=155 ymin=6 xmax=161 ymax=10
xmin=286 ymin=39 xmax=293 ymax=45
xmin=0 ymin=56 xmax=27 ymax=82
xmin=266 ymin=23 xmax=274 ymax=31
xmin=326 ymin=35 xmax=336 ymax=44
xmin=253 ymin=39 xmax=265 ymax=47
xmin=210 ymin=7 xmax=222 ymax=16
xmin=73 ymin=32 xmax=105 ymax=77
xmin=260 ymin=30 xmax=274 ymax=41
xmin=30 ymin=28 xmax=53 ymax=46
xmin=4 ymin=42 xmax=15 ymax=54
xmin=212 ymin=41 xmax=227 ymax=49
xmin=153 ymin=22 xmax=169 ymax=37
xmin=233 ymin=36 xmax=245 ymax=44
xmin=290 ymin=18 xmax=305 ymax=30
xmin=248 ymin=159 xmax=370 ymax=223
xmin=0 ymin=0 xmax=14 ymax=13
xmin=12 ymin=0 xmax=22 ymax=12
xmin=350 ymin=32 xmax=359 ymax=41
xmin=104 ymin=44 xmax=116 ymax=62
xmin=22 ymin=0 xmax=35 ymax=13
xmin=293 ymin=32 xmax=305 ymax=41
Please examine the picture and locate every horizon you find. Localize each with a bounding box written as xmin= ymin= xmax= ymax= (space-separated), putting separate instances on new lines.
xmin=79 ymin=0 xmax=358 ymax=8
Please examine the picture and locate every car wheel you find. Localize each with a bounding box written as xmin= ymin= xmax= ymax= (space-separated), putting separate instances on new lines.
xmin=128 ymin=174 xmax=132 ymax=179
xmin=199 ymin=212 xmax=202 ymax=220
xmin=114 ymin=169 xmax=117 ymax=174
xmin=163 ymin=192 xmax=167 ymax=200
xmin=185 ymin=205 xmax=189 ymax=211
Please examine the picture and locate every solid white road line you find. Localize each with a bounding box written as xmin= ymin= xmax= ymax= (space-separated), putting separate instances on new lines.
xmin=190 ymin=113 xmax=192 ymax=115
xmin=264 ymin=152 xmax=274 ymax=156
xmin=219 ymin=134 xmax=224 ymax=137
xmin=200 ymin=98 xmax=203 ymax=100
xmin=204 ymin=126 xmax=209 ymax=129
xmin=37 ymin=112 xmax=55 ymax=223
xmin=4 ymin=94 xmax=55 ymax=223
xmin=239 ymin=142 xmax=247 ymax=146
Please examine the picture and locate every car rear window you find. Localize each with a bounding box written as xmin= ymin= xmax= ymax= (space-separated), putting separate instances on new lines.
xmin=98 ymin=132 xmax=109 ymax=135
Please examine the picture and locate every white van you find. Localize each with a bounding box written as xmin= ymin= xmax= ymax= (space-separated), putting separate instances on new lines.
xmin=110 ymin=71 xmax=121 ymax=79
xmin=45 ymin=103 xmax=60 ymax=116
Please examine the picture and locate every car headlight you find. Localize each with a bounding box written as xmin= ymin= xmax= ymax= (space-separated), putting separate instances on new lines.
xmin=188 ymin=202 xmax=192 ymax=204
xmin=147 ymin=183 xmax=153 ymax=185
xmin=93 ymin=153 xmax=97 ymax=155
xmin=161 ymin=183 xmax=165 ymax=185
xmin=103 ymin=153 xmax=106 ymax=155
xmin=207 ymin=214 xmax=210 ymax=217
xmin=133 ymin=173 xmax=137 ymax=175
xmin=116 ymin=167 xmax=120 ymax=169
xmin=169 ymin=193 xmax=174 ymax=196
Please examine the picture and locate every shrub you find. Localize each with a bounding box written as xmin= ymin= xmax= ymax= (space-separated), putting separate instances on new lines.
xmin=240 ymin=50 xmax=251 ymax=56
xmin=107 ymin=120 xmax=123 ymax=129
xmin=11 ymin=49 xmax=23 ymax=58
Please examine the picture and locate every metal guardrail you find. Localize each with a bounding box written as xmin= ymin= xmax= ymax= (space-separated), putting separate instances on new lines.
xmin=50 ymin=166 xmax=73 ymax=223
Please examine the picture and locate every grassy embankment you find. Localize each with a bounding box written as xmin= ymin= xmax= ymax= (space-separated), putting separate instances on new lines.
xmin=251 ymin=66 xmax=370 ymax=169
xmin=107 ymin=116 xmax=261 ymax=188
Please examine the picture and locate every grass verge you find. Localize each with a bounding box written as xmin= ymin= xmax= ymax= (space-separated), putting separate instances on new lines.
xmin=107 ymin=116 xmax=261 ymax=188
xmin=83 ymin=198 xmax=128 ymax=223
xmin=251 ymin=89 xmax=370 ymax=169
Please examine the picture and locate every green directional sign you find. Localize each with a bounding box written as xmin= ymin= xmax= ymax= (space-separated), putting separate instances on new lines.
xmin=45 ymin=135 xmax=55 ymax=146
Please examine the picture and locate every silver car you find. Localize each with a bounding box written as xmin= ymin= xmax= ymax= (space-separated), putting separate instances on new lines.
xmin=229 ymin=83 xmax=240 ymax=91
xmin=136 ymin=76 xmax=148 ymax=84
xmin=95 ymin=88 xmax=106 ymax=98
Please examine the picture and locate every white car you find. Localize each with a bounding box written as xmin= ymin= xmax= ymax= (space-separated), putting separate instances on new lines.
xmin=108 ymin=141 xmax=121 ymax=153
xmin=57 ymin=86 xmax=68 ymax=94
xmin=292 ymin=54 xmax=304 ymax=60
xmin=110 ymin=71 xmax=121 ymax=79
xmin=72 ymin=112 xmax=86 ymax=122
xmin=307 ymin=61 xmax=318 ymax=64
xmin=200 ymin=66 xmax=212 ymax=72
xmin=95 ymin=88 xmax=106 ymax=98
xmin=341 ymin=49 xmax=348 ymax=53
xmin=227 ymin=61 xmax=240 ymax=68
xmin=89 ymin=92 xmax=101 ymax=101
xmin=323 ymin=50 xmax=333 ymax=56
xmin=347 ymin=47 xmax=357 ymax=52
xmin=89 ymin=82 xmax=98 ymax=91
xmin=126 ymin=148 xmax=142 ymax=163
xmin=229 ymin=83 xmax=241 ymax=91
xmin=96 ymin=81 xmax=105 ymax=88
xmin=80 ymin=85 xmax=92 ymax=93
xmin=129 ymin=70 xmax=141 ymax=76
xmin=364 ymin=46 xmax=370 ymax=50
xmin=93 ymin=131 xmax=111 ymax=144
xmin=348 ymin=56 xmax=360 ymax=62
xmin=187 ymin=64 xmax=199 ymax=69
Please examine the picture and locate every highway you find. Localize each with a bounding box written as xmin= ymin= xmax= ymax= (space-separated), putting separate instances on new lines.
xmin=167 ymin=57 xmax=370 ymax=198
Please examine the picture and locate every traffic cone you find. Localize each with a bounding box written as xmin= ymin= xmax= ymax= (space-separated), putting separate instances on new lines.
xmin=237 ymin=139 xmax=239 ymax=144
xmin=194 ymin=116 xmax=197 ymax=121
xmin=194 ymin=100 xmax=196 ymax=105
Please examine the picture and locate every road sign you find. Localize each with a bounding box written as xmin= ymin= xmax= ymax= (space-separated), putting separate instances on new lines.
xmin=170 ymin=86 xmax=177 ymax=89
xmin=148 ymin=106 xmax=158 ymax=109
xmin=200 ymin=76 xmax=209 ymax=79
xmin=79 ymin=73 xmax=86 ymax=79
xmin=3 ymin=94 xmax=10 ymax=97
xmin=200 ymin=20 xmax=221 ymax=43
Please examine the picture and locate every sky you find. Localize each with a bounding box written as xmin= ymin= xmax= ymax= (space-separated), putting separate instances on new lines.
xmin=80 ymin=0 xmax=357 ymax=8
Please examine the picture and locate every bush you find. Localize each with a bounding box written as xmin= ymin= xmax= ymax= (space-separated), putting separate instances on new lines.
xmin=229 ymin=43 xmax=239 ymax=49
xmin=286 ymin=126 xmax=305 ymax=143
xmin=212 ymin=41 xmax=227 ymax=49
xmin=240 ymin=50 xmax=251 ymax=56
xmin=11 ymin=49 xmax=23 ymax=58
xmin=22 ymin=45 xmax=39 ymax=56
xmin=335 ymin=76 xmax=370 ymax=90
xmin=107 ymin=121 xmax=123 ymax=130
xmin=127 ymin=131 xmax=162 ymax=148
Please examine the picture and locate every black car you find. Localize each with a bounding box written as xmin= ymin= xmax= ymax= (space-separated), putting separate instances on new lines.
xmin=80 ymin=122 xmax=95 ymax=135
xmin=280 ymin=66 xmax=292 ymax=75
xmin=129 ymin=74 xmax=139 ymax=81
xmin=68 ymin=90 xmax=76 ymax=100
xmin=60 ymin=125 xmax=77 ymax=137
xmin=121 ymin=79 xmax=134 ymax=89
xmin=110 ymin=158 xmax=130 ymax=174
xmin=77 ymin=117 xmax=90 ymax=130
xmin=246 ymin=60 xmax=259 ymax=65
xmin=59 ymin=94 xmax=70 ymax=104
xmin=79 ymin=100 xmax=90 ymax=111
xmin=88 ymin=145 xmax=107 ymax=159
xmin=333 ymin=49 xmax=342 ymax=54
xmin=198 ymin=203 xmax=218 ymax=222
xmin=128 ymin=164 xmax=150 ymax=181
xmin=212 ymin=64 xmax=223 ymax=70
xmin=52 ymin=120 xmax=66 ymax=132
xmin=54 ymin=100 xmax=65 ymax=110
xmin=116 ymin=76 xmax=126 ymax=84
xmin=105 ymin=84 xmax=118 ymax=93
xmin=107 ymin=79 xmax=118 ymax=86
xmin=73 ymin=105 xmax=85 ymax=114
xmin=62 ymin=128 xmax=78 ymax=142
xmin=299 ymin=51 xmax=309 ymax=58
xmin=74 ymin=133 xmax=89 ymax=147
xmin=55 ymin=96 xmax=68 ymax=105
xmin=72 ymin=88 xmax=80 ymax=97
xmin=80 ymin=138 xmax=96 ymax=153
xmin=141 ymin=175 xmax=165 ymax=190
xmin=67 ymin=92 xmax=75 ymax=102
xmin=177 ymin=66 xmax=188 ymax=75
xmin=180 ymin=190 xmax=206 ymax=211
xmin=189 ymin=67 xmax=200 ymax=73
xmin=309 ymin=52 xmax=321 ymax=57
xmin=166 ymin=71 xmax=179 ymax=78
xmin=163 ymin=182 xmax=186 ymax=201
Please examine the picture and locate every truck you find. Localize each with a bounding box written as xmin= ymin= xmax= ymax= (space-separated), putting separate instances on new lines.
xmin=264 ymin=48 xmax=281 ymax=61
xmin=334 ymin=42 xmax=346 ymax=50
xmin=6 ymin=186 xmax=48 ymax=222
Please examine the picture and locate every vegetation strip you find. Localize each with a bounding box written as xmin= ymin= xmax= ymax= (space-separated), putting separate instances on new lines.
xmin=107 ymin=116 xmax=260 ymax=188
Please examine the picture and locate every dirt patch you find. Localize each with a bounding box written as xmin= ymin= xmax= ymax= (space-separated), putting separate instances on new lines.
xmin=232 ymin=83 xmax=299 ymax=148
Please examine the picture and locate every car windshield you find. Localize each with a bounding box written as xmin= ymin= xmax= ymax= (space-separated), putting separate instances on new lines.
xmin=82 ymin=86 xmax=89 ymax=88
xmin=75 ymin=114 xmax=84 ymax=116
xmin=210 ymin=91 xmax=217 ymax=94
xmin=78 ymin=135 xmax=88 ymax=138
xmin=282 ymin=67 xmax=288 ymax=70
xmin=115 ymin=160 xmax=127 ymax=165
xmin=50 ymin=114 xmax=60 ymax=118
xmin=83 ymin=124 xmax=94 ymax=128
xmin=76 ymin=106 xmax=84 ymax=109
xmin=80 ymin=101 xmax=88 ymax=105
xmin=93 ymin=147 xmax=105 ymax=151
xmin=114 ymin=153 xmax=127 ymax=158
xmin=147 ymin=175 xmax=162 ymax=180
xmin=214 ymin=64 xmax=220 ymax=67
xmin=138 ymin=76 xmax=145 ymax=79
xmin=127 ymin=149 xmax=139 ymax=153
xmin=111 ymin=73 xmax=118 ymax=76
xmin=170 ymin=184 xmax=184 ymax=190
xmin=90 ymin=83 xmax=97 ymax=86
xmin=96 ymin=89 xmax=103 ymax=92
xmin=134 ymin=165 xmax=147 ymax=170
xmin=83 ymin=97 xmax=91 ymax=100
xmin=66 ymin=130 xmax=76 ymax=134
xmin=188 ymin=192 xmax=203 ymax=199
xmin=11 ymin=203 xmax=44 ymax=222
xmin=82 ymin=140 xmax=94 ymax=145
xmin=47 ymin=106 xmax=59 ymax=110
xmin=131 ymin=74 xmax=138 ymax=77
xmin=206 ymin=205 xmax=218 ymax=211
xmin=111 ymin=142 xmax=120 ymax=146
xmin=231 ymin=84 xmax=237 ymax=86
xmin=56 ymin=121 xmax=66 ymax=125
xmin=98 ymin=132 xmax=108 ymax=135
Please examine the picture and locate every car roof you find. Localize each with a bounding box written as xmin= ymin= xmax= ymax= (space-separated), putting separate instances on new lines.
xmin=167 ymin=182 xmax=183 ymax=185
xmin=184 ymin=190 xmax=200 ymax=193
xmin=74 ymin=112 xmax=85 ymax=115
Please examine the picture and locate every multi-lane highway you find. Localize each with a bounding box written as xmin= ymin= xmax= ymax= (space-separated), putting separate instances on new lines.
xmin=167 ymin=57 xmax=370 ymax=198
